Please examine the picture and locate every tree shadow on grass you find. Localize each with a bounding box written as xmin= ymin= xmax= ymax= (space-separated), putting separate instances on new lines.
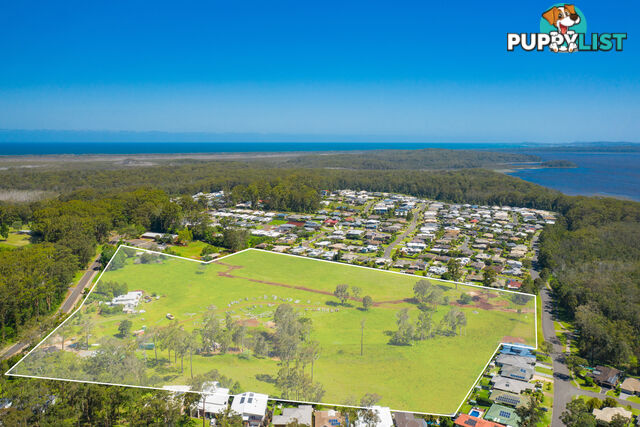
xmin=256 ymin=373 xmax=276 ymax=384
xmin=324 ymin=301 xmax=353 ymax=308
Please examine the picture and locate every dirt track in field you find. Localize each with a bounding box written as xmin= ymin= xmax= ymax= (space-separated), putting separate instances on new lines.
xmin=214 ymin=261 xmax=410 ymax=307
xmin=213 ymin=261 xmax=532 ymax=312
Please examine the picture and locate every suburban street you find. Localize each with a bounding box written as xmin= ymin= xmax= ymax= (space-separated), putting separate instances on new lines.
xmin=383 ymin=203 xmax=425 ymax=258
xmin=534 ymin=240 xmax=640 ymax=426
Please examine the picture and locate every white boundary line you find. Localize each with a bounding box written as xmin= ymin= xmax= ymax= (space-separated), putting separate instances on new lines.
xmin=452 ymin=343 xmax=502 ymax=416
xmin=5 ymin=244 xmax=538 ymax=417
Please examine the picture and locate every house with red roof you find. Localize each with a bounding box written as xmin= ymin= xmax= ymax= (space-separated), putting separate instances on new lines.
xmin=454 ymin=414 xmax=505 ymax=427
xmin=506 ymin=279 xmax=522 ymax=290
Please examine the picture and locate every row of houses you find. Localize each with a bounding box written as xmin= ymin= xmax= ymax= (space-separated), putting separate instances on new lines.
xmin=455 ymin=346 xmax=543 ymax=427
xmin=162 ymin=383 xmax=433 ymax=427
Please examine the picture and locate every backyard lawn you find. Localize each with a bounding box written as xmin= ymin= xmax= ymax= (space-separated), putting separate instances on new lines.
xmin=12 ymin=247 xmax=536 ymax=415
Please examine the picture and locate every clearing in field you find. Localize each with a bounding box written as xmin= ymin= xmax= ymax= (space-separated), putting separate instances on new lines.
xmin=8 ymin=246 xmax=536 ymax=415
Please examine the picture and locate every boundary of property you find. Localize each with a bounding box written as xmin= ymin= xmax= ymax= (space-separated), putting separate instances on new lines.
xmin=5 ymin=244 xmax=538 ymax=417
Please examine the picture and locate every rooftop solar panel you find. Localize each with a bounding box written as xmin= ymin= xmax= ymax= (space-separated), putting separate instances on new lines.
xmin=499 ymin=410 xmax=511 ymax=418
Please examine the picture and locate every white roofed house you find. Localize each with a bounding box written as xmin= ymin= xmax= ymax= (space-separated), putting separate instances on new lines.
xmin=109 ymin=291 xmax=143 ymax=313
xmin=230 ymin=392 xmax=269 ymax=427
xmin=196 ymin=381 xmax=231 ymax=420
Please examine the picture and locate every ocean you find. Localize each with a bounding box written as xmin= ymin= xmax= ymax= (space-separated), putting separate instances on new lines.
xmin=0 ymin=141 xmax=528 ymax=156
xmin=0 ymin=142 xmax=638 ymax=202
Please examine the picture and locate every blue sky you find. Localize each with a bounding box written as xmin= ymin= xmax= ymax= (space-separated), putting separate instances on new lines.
xmin=0 ymin=0 xmax=638 ymax=142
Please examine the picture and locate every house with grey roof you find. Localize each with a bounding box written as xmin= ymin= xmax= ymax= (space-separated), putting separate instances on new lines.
xmin=495 ymin=354 xmax=535 ymax=369
xmin=500 ymin=365 xmax=534 ymax=382
xmin=491 ymin=376 xmax=534 ymax=394
xmin=272 ymin=405 xmax=313 ymax=427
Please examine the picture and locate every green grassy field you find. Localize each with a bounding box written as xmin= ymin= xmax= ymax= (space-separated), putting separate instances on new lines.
xmin=0 ymin=230 xmax=31 ymax=248
xmin=14 ymin=248 xmax=535 ymax=414
xmin=169 ymin=241 xmax=214 ymax=259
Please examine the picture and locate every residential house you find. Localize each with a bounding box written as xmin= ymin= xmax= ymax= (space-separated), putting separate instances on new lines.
xmin=141 ymin=231 xmax=178 ymax=241
xmin=592 ymin=366 xmax=621 ymax=388
xmin=272 ymin=405 xmax=313 ymax=427
xmin=314 ymin=410 xmax=345 ymax=427
xmin=341 ymin=253 xmax=359 ymax=263
xmin=484 ymin=404 xmax=521 ymax=427
xmin=491 ymin=376 xmax=534 ymax=394
xmin=453 ymin=414 xmax=504 ymax=427
xmin=500 ymin=365 xmax=534 ymax=382
xmin=289 ymin=247 xmax=307 ymax=255
xmin=500 ymin=346 xmax=536 ymax=360
xmin=196 ymin=382 xmax=231 ymax=419
xmin=230 ymin=392 xmax=268 ymax=427
xmin=109 ymin=291 xmax=143 ymax=313
xmin=428 ymin=265 xmax=447 ymax=275
xmin=505 ymin=280 xmax=522 ymax=290
xmin=495 ymin=354 xmax=535 ymax=369
xmin=489 ymin=391 xmax=531 ymax=408
xmin=592 ymin=407 xmax=632 ymax=424
xmin=346 ymin=229 xmax=364 ymax=240
xmin=620 ymin=377 xmax=640 ymax=395
xmin=394 ymin=412 xmax=428 ymax=427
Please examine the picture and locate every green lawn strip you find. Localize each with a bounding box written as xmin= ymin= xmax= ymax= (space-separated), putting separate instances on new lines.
xmin=575 ymin=377 xmax=601 ymax=393
xmin=535 ymin=366 xmax=553 ymax=376
xmin=535 ymin=293 xmax=544 ymax=347
xmin=15 ymin=249 xmax=536 ymax=414
xmin=536 ymin=353 xmax=552 ymax=365
xmin=537 ymin=390 xmax=553 ymax=427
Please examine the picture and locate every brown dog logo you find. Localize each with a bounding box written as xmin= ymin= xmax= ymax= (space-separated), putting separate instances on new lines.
xmin=542 ymin=4 xmax=581 ymax=52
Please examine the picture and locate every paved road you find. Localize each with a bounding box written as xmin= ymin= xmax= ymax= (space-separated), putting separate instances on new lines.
xmin=60 ymin=256 xmax=101 ymax=313
xmin=1 ymin=255 xmax=101 ymax=360
xmin=0 ymin=341 xmax=29 ymax=360
xmin=383 ymin=204 xmax=425 ymax=258
xmin=533 ymin=230 xmax=574 ymax=426
xmin=302 ymin=230 xmax=326 ymax=248
xmin=538 ymin=253 xmax=640 ymax=425
xmin=540 ymin=285 xmax=572 ymax=427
